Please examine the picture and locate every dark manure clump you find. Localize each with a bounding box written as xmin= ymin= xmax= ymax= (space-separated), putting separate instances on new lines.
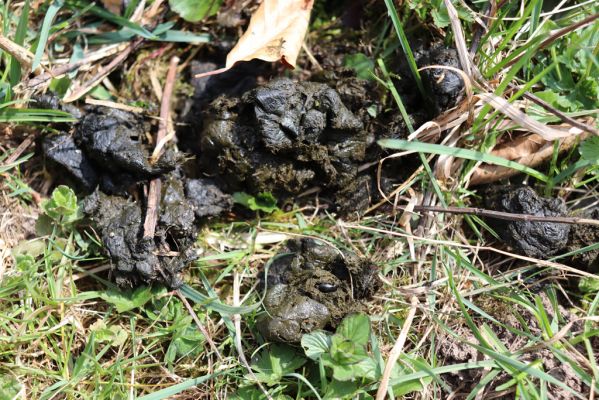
xmin=483 ymin=185 xmax=599 ymax=274
xmin=415 ymin=44 xmax=465 ymax=112
xmin=43 ymin=107 xmax=182 ymax=195
xmin=199 ymin=77 xmax=375 ymax=212
xmin=483 ymin=186 xmax=571 ymax=259
xmin=43 ymin=106 xmax=233 ymax=288
xmin=257 ymin=238 xmax=381 ymax=343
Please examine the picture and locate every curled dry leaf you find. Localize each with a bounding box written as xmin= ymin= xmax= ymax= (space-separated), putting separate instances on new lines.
xmin=469 ymin=132 xmax=587 ymax=185
xmin=477 ymin=93 xmax=581 ymax=141
xmin=196 ymin=0 xmax=314 ymax=78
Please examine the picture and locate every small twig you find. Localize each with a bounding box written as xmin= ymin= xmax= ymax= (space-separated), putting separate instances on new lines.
xmin=375 ymin=296 xmax=419 ymax=400
xmin=63 ymin=37 xmax=144 ymax=103
xmin=150 ymin=56 xmax=180 ymax=163
xmin=23 ymin=43 xmax=127 ymax=90
xmin=0 ymin=34 xmax=34 ymax=71
xmin=84 ymin=98 xmax=145 ymax=114
xmin=3 ymin=134 xmax=35 ymax=166
xmin=505 ymin=12 xmax=599 ymax=69
xmin=143 ymin=179 xmax=162 ymax=239
xmin=513 ymin=87 xmax=599 ymax=136
xmin=395 ymin=204 xmax=599 ymax=227
xmin=142 ymin=56 xmax=179 ymax=239
xmin=176 ymin=290 xmax=224 ymax=363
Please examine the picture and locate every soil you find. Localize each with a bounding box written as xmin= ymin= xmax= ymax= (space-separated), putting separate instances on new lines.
xmin=483 ymin=186 xmax=571 ymax=259
xmin=257 ymin=238 xmax=381 ymax=343
xmin=437 ymin=291 xmax=592 ymax=399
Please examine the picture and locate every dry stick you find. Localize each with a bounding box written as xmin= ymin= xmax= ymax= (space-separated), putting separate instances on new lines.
xmin=505 ymin=12 xmax=599 ymax=69
xmin=0 ymin=35 xmax=34 ymax=70
xmin=375 ymin=296 xmax=419 ymax=400
xmin=143 ymin=56 xmax=179 ymax=239
xmin=63 ymin=37 xmax=144 ymax=102
xmin=514 ymin=87 xmax=599 ymax=136
xmin=3 ymin=134 xmax=34 ymax=165
xmin=24 ymin=44 xmax=127 ymax=89
xmin=233 ymin=271 xmax=273 ymax=400
xmin=395 ymin=204 xmax=599 ymax=227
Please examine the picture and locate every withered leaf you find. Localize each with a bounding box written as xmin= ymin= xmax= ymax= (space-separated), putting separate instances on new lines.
xmin=195 ymin=0 xmax=314 ymax=78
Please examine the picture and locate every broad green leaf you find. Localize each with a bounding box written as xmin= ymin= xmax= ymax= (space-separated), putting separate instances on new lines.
xmin=100 ymin=286 xmax=162 ymax=313
xmin=166 ymin=325 xmax=206 ymax=369
xmin=579 ymin=276 xmax=599 ymax=294
xmin=251 ymin=344 xmax=306 ymax=386
xmin=301 ymin=331 xmax=331 ymax=360
xmin=90 ymin=320 xmax=128 ymax=347
xmin=329 ymin=334 xmax=369 ymax=365
xmin=326 ymin=356 xmax=377 ymax=381
xmin=580 ymin=136 xmax=599 ymax=163
xmin=0 ymin=374 xmax=21 ymax=399
xmin=42 ymin=185 xmax=78 ymax=221
xmin=169 ymin=0 xmax=223 ymax=22
xmin=343 ymin=53 xmax=374 ymax=80
xmin=233 ymin=192 xmax=279 ymax=214
xmin=337 ymin=313 xmax=370 ymax=345
xmin=323 ymin=379 xmax=358 ymax=399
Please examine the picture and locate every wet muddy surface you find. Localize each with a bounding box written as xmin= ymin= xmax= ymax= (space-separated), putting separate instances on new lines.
xmin=257 ymin=238 xmax=381 ymax=343
xmin=81 ymin=172 xmax=231 ymax=288
xmin=483 ymin=185 xmax=599 ymax=272
xmin=484 ymin=186 xmax=571 ymax=259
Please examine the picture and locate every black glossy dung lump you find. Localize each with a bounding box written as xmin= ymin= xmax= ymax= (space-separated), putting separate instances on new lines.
xmin=44 ymin=107 xmax=181 ymax=195
xmin=484 ymin=186 xmax=570 ymax=259
xmin=199 ymin=78 xmax=372 ymax=210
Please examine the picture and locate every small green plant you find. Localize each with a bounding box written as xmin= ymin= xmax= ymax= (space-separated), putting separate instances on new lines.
xmin=302 ymin=313 xmax=432 ymax=398
xmin=233 ymin=191 xmax=279 ymax=214
xmin=168 ymin=0 xmax=222 ymax=22
xmin=236 ymin=314 xmax=431 ymax=399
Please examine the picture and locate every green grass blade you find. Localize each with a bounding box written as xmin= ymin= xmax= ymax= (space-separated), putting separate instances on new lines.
xmin=376 ymin=58 xmax=413 ymax=133
xmin=65 ymin=0 xmax=156 ymax=39
xmin=9 ymin=0 xmax=30 ymax=86
xmin=137 ymin=370 xmax=224 ymax=400
xmin=378 ymin=139 xmax=548 ymax=182
xmin=0 ymin=153 xmax=33 ymax=174
xmin=178 ymin=284 xmax=261 ymax=316
xmin=32 ymin=0 xmax=64 ymax=71
xmin=383 ymin=0 xmax=426 ymax=99
xmin=0 ymin=108 xmax=76 ymax=123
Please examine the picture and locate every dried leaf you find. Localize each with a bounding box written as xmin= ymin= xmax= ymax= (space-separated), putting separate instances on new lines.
xmin=469 ymin=133 xmax=587 ymax=185
xmin=226 ymin=0 xmax=314 ymax=69
xmin=477 ymin=93 xmax=581 ymax=141
xmin=195 ymin=0 xmax=314 ymax=78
